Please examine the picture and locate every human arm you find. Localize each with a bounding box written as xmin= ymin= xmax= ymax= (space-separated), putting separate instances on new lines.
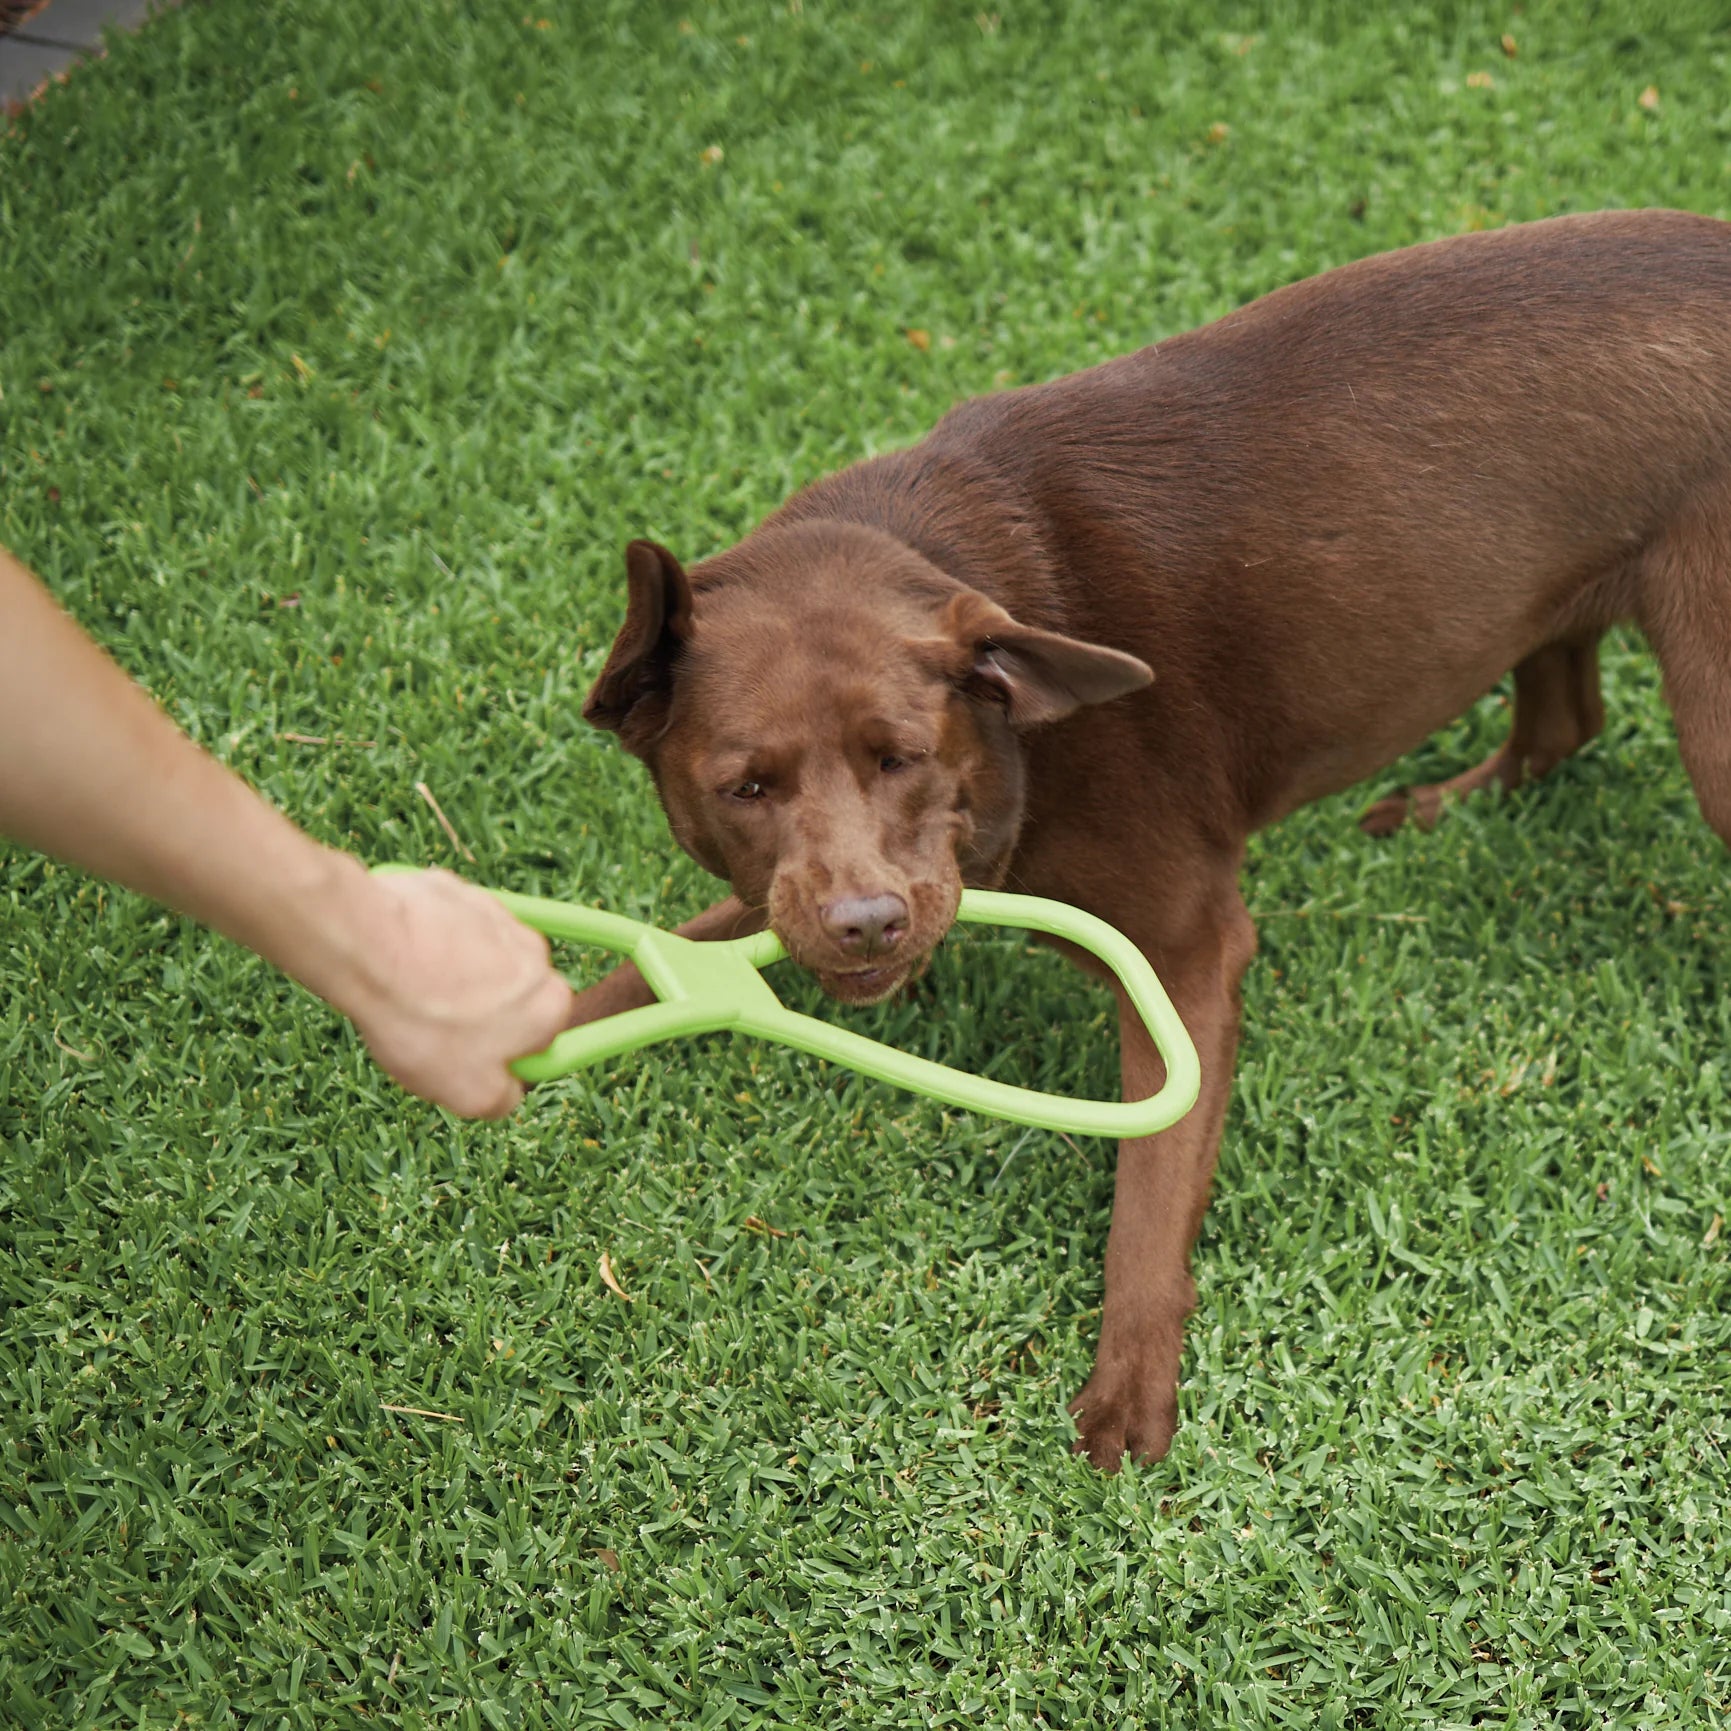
xmin=0 ymin=543 xmax=574 ymax=1117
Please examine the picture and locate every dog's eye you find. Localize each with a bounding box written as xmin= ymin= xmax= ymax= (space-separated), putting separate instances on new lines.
xmin=729 ymin=780 xmax=767 ymax=802
xmin=878 ymin=754 xmax=909 ymax=774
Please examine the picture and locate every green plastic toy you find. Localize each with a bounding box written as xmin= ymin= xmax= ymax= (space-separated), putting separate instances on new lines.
xmin=382 ymin=869 xmax=1199 ymax=1138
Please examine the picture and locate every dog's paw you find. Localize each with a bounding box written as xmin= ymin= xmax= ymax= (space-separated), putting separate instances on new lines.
xmin=1362 ymin=765 xmax=1510 ymax=835
xmin=1066 ymin=1371 xmax=1177 ymax=1472
xmin=1360 ymin=787 xmax=1420 ymax=836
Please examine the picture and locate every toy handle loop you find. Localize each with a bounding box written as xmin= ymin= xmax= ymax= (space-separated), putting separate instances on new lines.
xmin=858 ymin=889 xmax=1201 ymax=1137
xmin=475 ymin=878 xmax=1199 ymax=1139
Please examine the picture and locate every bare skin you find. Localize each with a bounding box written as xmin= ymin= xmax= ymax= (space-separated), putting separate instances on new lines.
xmin=2 ymin=544 xmax=575 ymax=1118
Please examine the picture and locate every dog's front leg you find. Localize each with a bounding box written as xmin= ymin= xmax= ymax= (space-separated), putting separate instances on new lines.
xmin=1067 ymin=890 xmax=1256 ymax=1471
xmin=562 ymin=895 xmax=766 ymax=1026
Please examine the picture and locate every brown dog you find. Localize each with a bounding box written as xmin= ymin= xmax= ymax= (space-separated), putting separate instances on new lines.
xmin=574 ymin=209 xmax=1731 ymax=1470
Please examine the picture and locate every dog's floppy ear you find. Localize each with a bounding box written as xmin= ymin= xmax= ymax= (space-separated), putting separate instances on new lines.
xmin=933 ymin=590 xmax=1153 ymax=726
xmin=582 ymin=540 xmax=695 ymax=754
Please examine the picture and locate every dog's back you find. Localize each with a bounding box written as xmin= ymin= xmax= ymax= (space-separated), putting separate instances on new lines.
xmin=766 ymin=210 xmax=1731 ymax=825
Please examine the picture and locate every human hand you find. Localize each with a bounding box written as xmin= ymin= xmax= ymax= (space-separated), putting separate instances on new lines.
xmin=329 ymin=866 xmax=577 ymax=1118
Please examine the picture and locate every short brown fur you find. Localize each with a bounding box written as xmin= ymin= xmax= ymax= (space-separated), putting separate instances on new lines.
xmin=577 ymin=210 xmax=1731 ymax=1469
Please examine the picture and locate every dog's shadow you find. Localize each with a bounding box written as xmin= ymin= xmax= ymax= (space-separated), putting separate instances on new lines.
xmin=766 ymin=928 xmax=1122 ymax=1111
xmin=1217 ymin=678 xmax=1731 ymax=1262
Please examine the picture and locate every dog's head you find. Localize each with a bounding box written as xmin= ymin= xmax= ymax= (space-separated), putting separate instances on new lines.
xmin=583 ymin=521 xmax=1151 ymax=1002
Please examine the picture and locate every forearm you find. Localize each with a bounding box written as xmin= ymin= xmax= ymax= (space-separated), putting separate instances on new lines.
xmin=0 ymin=544 xmax=373 ymax=1007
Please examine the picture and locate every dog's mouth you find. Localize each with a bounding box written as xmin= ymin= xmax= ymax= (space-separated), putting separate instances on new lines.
xmin=770 ymin=877 xmax=959 ymax=1007
xmin=813 ymin=960 xmax=916 ymax=1005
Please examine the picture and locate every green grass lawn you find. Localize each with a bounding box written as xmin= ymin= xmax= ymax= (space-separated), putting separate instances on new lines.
xmin=4 ymin=0 xmax=1731 ymax=1723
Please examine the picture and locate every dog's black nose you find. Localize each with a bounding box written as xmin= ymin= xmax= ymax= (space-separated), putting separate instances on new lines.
xmin=821 ymin=893 xmax=909 ymax=958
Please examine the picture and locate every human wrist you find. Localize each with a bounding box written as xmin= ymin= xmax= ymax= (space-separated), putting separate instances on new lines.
xmin=250 ymin=839 xmax=390 ymax=1018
